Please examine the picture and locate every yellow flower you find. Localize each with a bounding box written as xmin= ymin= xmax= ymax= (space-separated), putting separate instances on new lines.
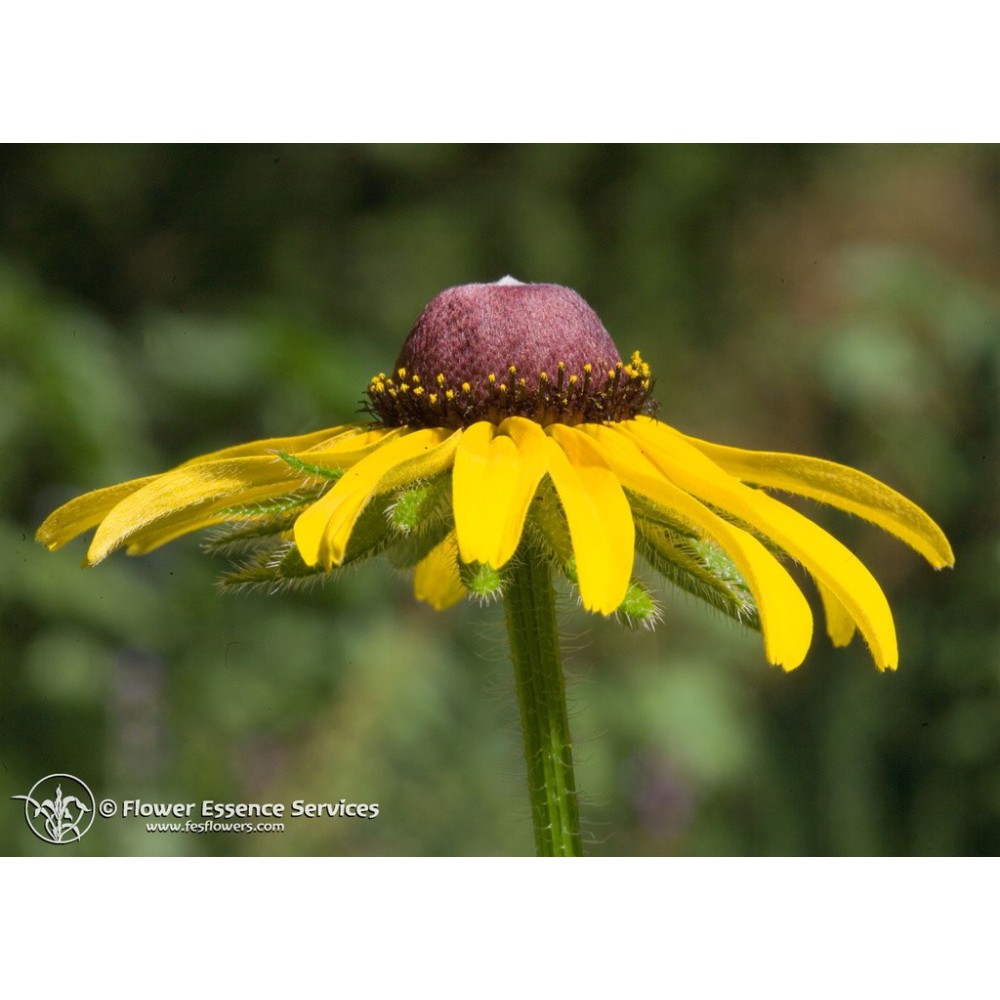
xmin=37 ymin=279 xmax=953 ymax=671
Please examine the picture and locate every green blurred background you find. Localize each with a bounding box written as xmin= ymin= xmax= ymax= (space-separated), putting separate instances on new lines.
xmin=1 ymin=144 xmax=996 ymax=855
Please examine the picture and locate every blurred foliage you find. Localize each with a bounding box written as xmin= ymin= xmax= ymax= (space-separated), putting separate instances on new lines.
xmin=1 ymin=144 xmax=997 ymax=855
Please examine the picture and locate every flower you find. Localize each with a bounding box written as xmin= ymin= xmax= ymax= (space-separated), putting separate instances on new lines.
xmin=37 ymin=278 xmax=954 ymax=671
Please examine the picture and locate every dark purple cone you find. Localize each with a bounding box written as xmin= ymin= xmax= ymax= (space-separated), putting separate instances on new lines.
xmin=367 ymin=278 xmax=654 ymax=428
xmin=395 ymin=278 xmax=622 ymax=394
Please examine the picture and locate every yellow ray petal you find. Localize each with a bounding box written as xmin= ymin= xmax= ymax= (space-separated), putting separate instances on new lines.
xmin=452 ymin=421 xmax=497 ymax=563
xmin=36 ymin=476 xmax=162 ymax=553
xmin=121 ymin=483 xmax=309 ymax=556
xmin=87 ymin=456 xmax=309 ymax=564
xmin=292 ymin=427 xmax=404 ymax=469
xmin=544 ymin=424 xmax=635 ymax=615
xmin=646 ymin=417 xmax=954 ymax=569
xmin=452 ymin=419 xmax=547 ymax=568
xmin=294 ymin=428 xmax=459 ymax=569
xmin=37 ymin=426 xmax=398 ymax=560
xmin=581 ymin=424 xmax=813 ymax=669
xmin=623 ymin=419 xmax=898 ymax=669
xmin=816 ymin=581 xmax=856 ymax=648
xmin=175 ymin=424 xmax=361 ymax=467
xmin=413 ymin=532 xmax=467 ymax=610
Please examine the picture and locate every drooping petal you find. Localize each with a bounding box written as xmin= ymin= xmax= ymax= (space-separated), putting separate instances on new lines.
xmin=623 ymin=419 xmax=899 ymax=669
xmin=413 ymin=532 xmax=467 ymax=610
xmin=123 ymin=483 xmax=311 ymax=557
xmin=581 ymin=424 xmax=813 ymax=669
xmin=646 ymin=417 xmax=955 ymax=570
xmin=36 ymin=425 xmax=399 ymax=560
xmin=452 ymin=418 xmax=547 ymax=569
xmin=544 ymin=424 xmax=635 ymax=615
xmin=87 ymin=456 xmax=310 ymax=564
xmin=294 ymin=428 xmax=460 ymax=569
xmin=37 ymin=476 xmax=162 ymax=553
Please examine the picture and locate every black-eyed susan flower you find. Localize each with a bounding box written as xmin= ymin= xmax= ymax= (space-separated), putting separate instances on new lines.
xmin=37 ymin=277 xmax=954 ymax=855
xmin=38 ymin=277 xmax=953 ymax=673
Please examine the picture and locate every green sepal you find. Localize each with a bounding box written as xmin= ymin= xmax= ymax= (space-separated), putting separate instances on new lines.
xmin=218 ymin=541 xmax=331 ymax=593
xmin=218 ymin=495 xmax=318 ymax=519
xmin=386 ymin=517 xmax=453 ymax=570
xmin=384 ymin=473 xmax=455 ymax=569
xmin=339 ymin=500 xmax=393 ymax=565
xmin=460 ymin=561 xmax=507 ymax=603
xmin=387 ymin=474 xmax=451 ymax=534
xmin=631 ymin=493 xmax=760 ymax=631
xmin=203 ymin=497 xmax=315 ymax=555
xmin=615 ymin=579 xmax=661 ymax=629
xmin=276 ymin=452 xmax=344 ymax=481
xmin=528 ymin=480 xmax=575 ymax=572
xmin=216 ymin=494 xmax=393 ymax=593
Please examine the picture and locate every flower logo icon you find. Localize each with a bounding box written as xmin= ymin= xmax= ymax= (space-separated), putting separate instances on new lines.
xmin=12 ymin=773 xmax=96 ymax=844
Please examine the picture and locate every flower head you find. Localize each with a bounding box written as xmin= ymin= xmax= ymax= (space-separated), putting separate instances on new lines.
xmin=37 ymin=278 xmax=954 ymax=671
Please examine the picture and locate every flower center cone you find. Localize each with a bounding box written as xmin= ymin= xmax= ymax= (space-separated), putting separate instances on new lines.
xmin=367 ymin=277 xmax=654 ymax=428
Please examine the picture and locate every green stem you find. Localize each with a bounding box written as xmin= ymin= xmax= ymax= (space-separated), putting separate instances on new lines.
xmin=504 ymin=541 xmax=582 ymax=857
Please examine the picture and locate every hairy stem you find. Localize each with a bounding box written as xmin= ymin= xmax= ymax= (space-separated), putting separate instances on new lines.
xmin=504 ymin=541 xmax=582 ymax=857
